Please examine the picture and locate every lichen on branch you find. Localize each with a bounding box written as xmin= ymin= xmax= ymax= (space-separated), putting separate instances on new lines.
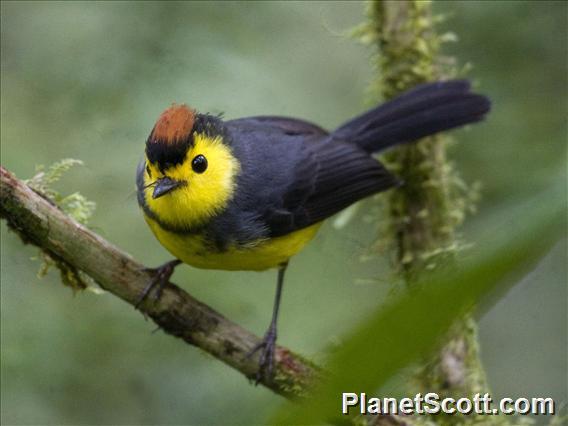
xmin=25 ymin=158 xmax=96 ymax=225
xmin=21 ymin=159 xmax=97 ymax=290
xmin=0 ymin=165 xmax=321 ymax=398
xmin=360 ymin=1 xmax=494 ymax=423
xmin=357 ymin=0 xmax=479 ymax=279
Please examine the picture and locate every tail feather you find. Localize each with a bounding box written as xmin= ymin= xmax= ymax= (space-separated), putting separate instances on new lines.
xmin=332 ymin=80 xmax=491 ymax=153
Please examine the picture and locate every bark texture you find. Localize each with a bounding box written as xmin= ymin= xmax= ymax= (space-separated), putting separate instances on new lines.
xmin=0 ymin=165 xmax=320 ymax=398
xmin=367 ymin=1 xmax=492 ymax=420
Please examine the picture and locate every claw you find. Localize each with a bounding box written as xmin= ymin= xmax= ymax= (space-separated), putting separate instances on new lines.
xmin=245 ymin=263 xmax=288 ymax=384
xmin=135 ymin=259 xmax=181 ymax=309
xmin=246 ymin=326 xmax=277 ymax=384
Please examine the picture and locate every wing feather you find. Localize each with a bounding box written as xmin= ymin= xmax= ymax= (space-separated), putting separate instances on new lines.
xmin=223 ymin=117 xmax=400 ymax=240
xmin=271 ymin=141 xmax=399 ymax=235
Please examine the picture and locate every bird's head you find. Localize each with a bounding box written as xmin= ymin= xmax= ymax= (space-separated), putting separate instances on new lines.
xmin=142 ymin=104 xmax=239 ymax=230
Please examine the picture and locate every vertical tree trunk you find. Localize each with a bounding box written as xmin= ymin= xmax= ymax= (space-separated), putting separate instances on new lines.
xmin=366 ymin=1 xmax=494 ymax=421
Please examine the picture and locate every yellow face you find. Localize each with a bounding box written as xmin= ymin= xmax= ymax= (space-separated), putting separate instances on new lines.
xmin=143 ymin=133 xmax=240 ymax=230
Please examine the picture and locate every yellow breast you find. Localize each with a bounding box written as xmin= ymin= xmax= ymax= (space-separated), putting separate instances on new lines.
xmin=145 ymin=216 xmax=322 ymax=271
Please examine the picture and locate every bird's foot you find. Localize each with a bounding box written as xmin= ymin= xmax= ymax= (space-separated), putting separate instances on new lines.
xmin=135 ymin=259 xmax=182 ymax=309
xmin=246 ymin=326 xmax=277 ymax=384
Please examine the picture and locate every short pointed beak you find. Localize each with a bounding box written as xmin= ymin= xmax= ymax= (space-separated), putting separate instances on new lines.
xmin=152 ymin=177 xmax=183 ymax=199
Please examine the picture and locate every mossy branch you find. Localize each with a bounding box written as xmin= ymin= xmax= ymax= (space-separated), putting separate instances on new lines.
xmin=0 ymin=165 xmax=321 ymax=398
xmin=363 ymin=1 xmax=496 ymax=423
xmin=2 ymin=165 xmax=423 ymax=426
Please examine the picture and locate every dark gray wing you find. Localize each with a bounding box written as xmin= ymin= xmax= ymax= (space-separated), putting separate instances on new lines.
xmin=262 ymin=139 xmax=400 ymax=236
xmin=217 ymin=117 xmax=400 ymax=241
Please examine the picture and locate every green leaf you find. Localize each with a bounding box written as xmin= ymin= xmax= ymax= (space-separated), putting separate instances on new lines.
xmin=272 ymin=186 xmax=565 ymax=424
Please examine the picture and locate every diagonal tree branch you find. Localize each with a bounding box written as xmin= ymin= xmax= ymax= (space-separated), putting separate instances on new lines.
xmin=2 ymin=164 xmax=426 ymax=426
xmin=0 ymin=165 xmax=320 ymax=398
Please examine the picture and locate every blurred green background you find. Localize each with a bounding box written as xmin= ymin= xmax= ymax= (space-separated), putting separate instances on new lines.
xmin=1 ymin=1 xmax=566 ymax=425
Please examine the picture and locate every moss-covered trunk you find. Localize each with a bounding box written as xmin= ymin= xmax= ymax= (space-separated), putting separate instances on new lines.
xmin=365 ymin=1 xmax=497 ymax=423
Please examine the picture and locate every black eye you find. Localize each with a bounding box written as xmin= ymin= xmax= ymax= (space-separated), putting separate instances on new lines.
xmin=191 ymin=155 xmax=208 ymax=173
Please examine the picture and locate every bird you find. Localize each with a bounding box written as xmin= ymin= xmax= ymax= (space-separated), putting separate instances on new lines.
xmin=136 ymin=80 xmax=490 ymax=381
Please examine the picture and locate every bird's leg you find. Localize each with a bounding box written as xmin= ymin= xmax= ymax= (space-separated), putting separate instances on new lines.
xmin=246 ymin=262 xmax=288 ymax=384
xmin=135 ymin=259 xmax=182 ymax=309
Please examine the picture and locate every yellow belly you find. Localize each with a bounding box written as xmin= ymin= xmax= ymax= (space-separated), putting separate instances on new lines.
xmin=145 ymin=216 xmax=322 ymax=271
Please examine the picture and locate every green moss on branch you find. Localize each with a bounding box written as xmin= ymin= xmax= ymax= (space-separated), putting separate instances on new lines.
xmin=0 ymin=165 xmax=321 ymax=398
xmin=362 ymin=1 xmax=496 ymax=424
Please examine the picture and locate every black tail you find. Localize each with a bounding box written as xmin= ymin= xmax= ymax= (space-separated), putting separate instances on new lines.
xmin=332 ymin=80 xmax=491 ymax=153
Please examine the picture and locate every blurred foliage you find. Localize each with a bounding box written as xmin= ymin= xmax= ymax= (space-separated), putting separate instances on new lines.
xmin=273 ymin=185 xmax=564 ymax=424
xmin=1 ymin=1 xmax=566 ymax=425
